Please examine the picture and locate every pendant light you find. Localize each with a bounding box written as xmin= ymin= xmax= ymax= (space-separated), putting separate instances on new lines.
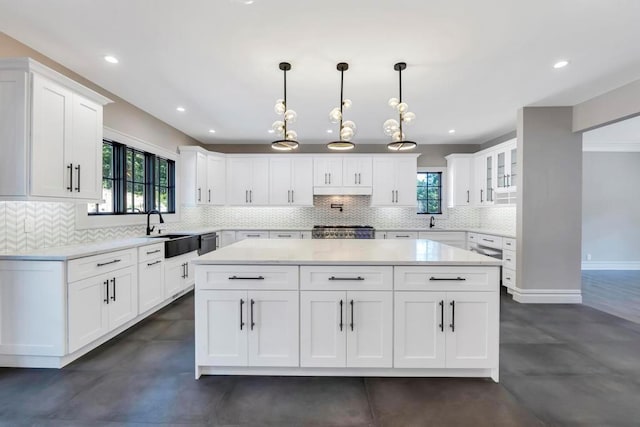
xmin=271 ymin=62 xmax=299 ymax=151
xmin=384 ymin=62 xmax=417 ymax=151
xmin=327 ymin=62 xmax=356 ymax=151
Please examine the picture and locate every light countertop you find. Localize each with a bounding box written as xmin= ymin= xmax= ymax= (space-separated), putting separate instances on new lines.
xmin=192 ymin=239 xmax=502 ymax=266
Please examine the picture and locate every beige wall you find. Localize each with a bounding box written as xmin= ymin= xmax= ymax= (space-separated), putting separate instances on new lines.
xmin=0 ymin=32 xmax=200 ymax=152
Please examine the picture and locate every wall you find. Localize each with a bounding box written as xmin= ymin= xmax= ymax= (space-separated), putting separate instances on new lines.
xmin=582 ymin=152 xmax=640 ymax=266
xmin=573 ymin=78 xmax=640 ymax=133
xmin=479 ymin=131 xmax=517 ymax=151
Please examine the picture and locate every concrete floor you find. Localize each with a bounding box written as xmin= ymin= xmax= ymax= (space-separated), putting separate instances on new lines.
xmin=1 ymin=290 xmax=640 ymax=426
xmin=582 ymin=270 xmax=640 ymax=324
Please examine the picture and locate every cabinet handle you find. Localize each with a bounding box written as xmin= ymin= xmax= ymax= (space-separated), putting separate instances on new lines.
xmin=480 ymin=189 xmax=484 ymax=203
xmin=245 ymin=234 xmax=262 ymax=238
xmin=339 ymin=300 xmax=344 ymax=331
xmin=181 ymin=263 xmax=186 ymax=279
xmin=198 ymin=188 xmax=201 ymax=202
xmin=482 ymin=238 xmax=494 ymax=243
xmin=277 ymin=234 xmax=291 ymax=238
xmin=505 ymin=258 xmax=512 ymax=262
xmin=395 ymin=190 xmax=399 ymax=203
xmin=396 ymin=235 xmax=411 ymax=238
xmin=249 ymin=190 xmax=252 ymax=203
xmin=208 ymin=189 xmax=211 ymax=203
xmin=467 ymin=190 xmax=470 ymax=203
xmin=328 ymin=276 xmax=364 ymax=281
xmin=291 ymin=190 xmax=294 ymax=203
xmin=287 ymin=190 xmax=291 ymax=203
xmin=429 ymin=276 xmax=466 ymax=281
xmin=229 ymin=275 xmax=265 ymax=280
xmin=240 ymin=299 xmax=245 ymax=330
xmin=97 ymin=259 xmax=121 ymax=267
xmin=186 ymin=262 xmax=189 ymax=278
xmin=250 ymin=299 xmax=255 ymax=330
xmin=449 ymin=301 xmax=455 ymax=332
xmin=439 ymin=300 xmax=444 ymax=332
xmin=245 ymin=190 xmax=248 ymax=203
xmin=67 ymin=163 xmax=73 ymax=192
xmin=147 ymin=260 xmax=162 ymax=266
xmin=328 ymin=173 xmax=331 ymax=184
xmin=355 ymin=172 xmax=357 ymax=184
xmin=110 ymin=277 xmax=116 ymax=301
xmin=358 ymin=173 xmax=361 ymax=184
xmin=146 ymin=249 xmax=161 ymax=255
xmin=324 ymin=173 xmax=327 ymax=184
xmin=74 ymin=164 xmax=81 ymax=192
xmin=103 ymin=280 xmax=109 ymax=304
xmin=391 ymin=190 xmax=395 ymax=203
xmin=350 ymin=300 xmax=354 ymax=331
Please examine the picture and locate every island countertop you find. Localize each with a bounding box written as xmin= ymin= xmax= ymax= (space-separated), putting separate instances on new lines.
xmin=192 ymin=238 xmax=502 ymax=266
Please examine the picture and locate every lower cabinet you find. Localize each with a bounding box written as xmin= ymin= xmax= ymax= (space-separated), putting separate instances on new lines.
xmin=300 ymin=290 xmax=393 ymax=368
xmin=68 ymin=265 xmax=138 ymax=353
xmin=196 ymin=290 xmax=299 ymax=367
xmin=394 ymin=291 xmax=497 ymax=369
xmin=138 ymin=258 xmax=164 ymax=313
xmin=164 ymin=251 xmax=198 ymax=298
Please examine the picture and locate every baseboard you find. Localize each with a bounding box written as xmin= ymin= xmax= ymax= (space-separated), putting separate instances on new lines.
xmin=511 ymin=287 xmax=582 ymax=304
xmin=581 ymin=261 xmax=640 ymax=270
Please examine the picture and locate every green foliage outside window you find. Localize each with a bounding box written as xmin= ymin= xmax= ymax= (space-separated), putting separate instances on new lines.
xmin=417 ymin=172 xmax=442 ymax=214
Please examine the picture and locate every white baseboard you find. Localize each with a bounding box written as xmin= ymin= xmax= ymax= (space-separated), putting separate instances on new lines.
xmin=511 ymin=287 xmax=582 ymax=304
xmin=581 ymin=261 xmax=640 ymax=270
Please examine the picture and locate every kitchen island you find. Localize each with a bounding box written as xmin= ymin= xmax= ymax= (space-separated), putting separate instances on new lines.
xmin=193 ymin=239 xmax=502 ymax=381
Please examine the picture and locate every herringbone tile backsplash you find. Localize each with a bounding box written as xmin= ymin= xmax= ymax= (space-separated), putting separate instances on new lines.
xmin=0 ymin=197 xmax=516 ymax=253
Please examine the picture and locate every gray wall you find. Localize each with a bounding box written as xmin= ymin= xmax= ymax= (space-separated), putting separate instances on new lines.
xmin=582 ymin=152 xmax=640 ymax=263
xmin=517 ymin=107 xmax=582 ymax=291
xmin=573 ymin=78 xmax=640 ymax=133
xmin=479 ymin=130 xmax=517 ymax=151
xmin=0 ymin=32 xmax=201 ymax=152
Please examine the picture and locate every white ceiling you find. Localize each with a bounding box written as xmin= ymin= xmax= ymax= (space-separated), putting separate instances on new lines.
xmin=2 ymin=0 xmax=640 ymax=145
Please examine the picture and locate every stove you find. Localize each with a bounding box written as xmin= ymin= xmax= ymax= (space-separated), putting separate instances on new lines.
xmin=312 ymin=225 xmax=375 ymax=239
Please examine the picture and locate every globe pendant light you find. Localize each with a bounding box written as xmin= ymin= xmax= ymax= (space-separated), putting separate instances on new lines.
xmin=271 ymin=62 xmax=299 ymax=151
xmin=385 ymin=62 xmax=417 ymax=151
xmin=327 ymin=62 xmax=356 ymax=151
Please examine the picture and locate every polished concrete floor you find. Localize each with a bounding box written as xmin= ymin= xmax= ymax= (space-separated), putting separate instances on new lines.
xmin=582 ymin=270 xmax=640 ymax=324
xmin=2 ymin=290 xmax=640 ymax=426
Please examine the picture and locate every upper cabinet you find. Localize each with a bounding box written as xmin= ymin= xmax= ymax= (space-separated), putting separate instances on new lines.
xmin=0 ymin=58 xmax=112 ymax=201
xmin=493 ymin=139 xmax=517 ymax=204
xmin=444 ymin=154 xmax=473 ymax=207
xmin=227 ymin=156 xmax=269 ymax=205
xmin=474 ymin=151 xmax=495 ymax=206
xmin=371 ymin=155 xmax=419 ymax=207
xmin=313 ymin=155 xmax=372 ymax=195
xmin=180 ymin=146 xmax=226 ymax=206
xmin=269 ymin=156 xmax=313 ymax=206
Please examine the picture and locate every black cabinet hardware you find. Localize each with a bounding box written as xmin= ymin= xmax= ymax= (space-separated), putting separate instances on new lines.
xmin=240 ymin=299 xmax=245 ymax=330
xmin=249 ymin=190 xmax=252 ymax=203
xmin=229 ymin=275 xmax=265 ymax=280
xmin=482 ymin=238 xmax=494 ymax=243
xmin=74 ymin=164 xmax=81 ymax=192
xmin=449 ymin=300 xmax=455 ymax=332
xmin=467 ymin=190 xmax=470 ymax=203
xmin=146 ymin=249 xmax=161 ymax=255
xmin=110 ymin=277 xmax=116 ymax=301
xmin=246 ymin=234 xmax=261 ymax=238
xmin=329 ymin=276 xmax=364 ymax=281
xmin=198 ymin=188 xmax=201 ymax=202
xmin=104 ymin=280 xmax=109 ymax=304
xmin=396 ymin=235 xmax=411 ymax=238
xmin=67 ymin=163 xmax=73 ymax=191
xmin=480 ymin=189 xmax=483 ymax=203
xmin=291 ymin=190 xmax=294 ymax=203
xmin=429 ymin=276 xmax=466 ymax=281
xmin=186 ymin=263 xmax=189 ymax=278
xmin=147 ymin=260 xmax=162 ymax=267
xmin=245 ymin=190 xmax=248 ymax=203
xmin=208 ymin=189 xmax=211 ymax=203
xmin=97 ymin=259 xmax=121 ymax=267
xmin=391 ymin=190 xmax=394 ymax=203
xmin=339 ymin=300 xmax=344 ymax=331
xmin=350 ymin=300 xmax=354 ymax=331
xmin=439 ymin=300 xmax=444 ymax=332
xmin=250 ymin=299 xmax=255 ymax=330
xmin=181 ymin=263 xmax=186 ymax=279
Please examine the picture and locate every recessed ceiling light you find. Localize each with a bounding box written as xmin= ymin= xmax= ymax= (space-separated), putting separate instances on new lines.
xmin=553 ymin=60 xmax=569 ymax=69
xmin=326 ymin=129 xmax=333 ymax=134
xmin=104 ymin=55 xmax=119 ymax=64
xmin=208 ymin=129 xmax=216 ymax=134
xmin=267 ymin=129 xmax=275 ymax=134
xmin=176 ymin=106 xmax=186 ymax=112
xmin=448 ymin=129 xmax=456 ymax=134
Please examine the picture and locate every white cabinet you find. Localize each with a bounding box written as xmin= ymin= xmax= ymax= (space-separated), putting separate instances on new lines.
xmin=227 ymin=157 xmax=269 ymax=205
xmin=371 ymin=155 xmax=419 ymax=207
xmin=196 ymin=290 xmax=299 ymax=367
xmin=342 ymin=156 xmax=373 ymax=189
xmin=164 ymin=251 xmax=197 ymax=298
xmin=494 ymin=139 xmax=517 ymax=205
xmin=418 ymin=231 xmax=467 ymax=249
xmin=235 ymin=230 xmax=269 ymax=241
xmin=138 ymin=244 xmax=164 ymax=314
xmin=0 ymin=58 xmax=110 ymax=201
xmin=474 ymin=151 xmax=495 ymax=206
xmin=219 ymin=230 xmax=237 ymax=247
xmin=314 ymin=157 xmax=343 ymax=188
xmin=313 ymin=156 xmax=373 ymax=195
xmin=385 ymin=231 xmax=418 ymax=239
xmin=300 ymin=290 xmax=392 ymax=368
xmin=269 ymin=231 xmax=302 ymax=239
xmin=445 ymin=154 xmax=473 ymax=207
xmin=269 ymin=156 xmax=313 ymax=206
xmin=206 ymin=154 xmax=226 ymax=205
xmin=180 ymin=147 xmax=225 ymax=206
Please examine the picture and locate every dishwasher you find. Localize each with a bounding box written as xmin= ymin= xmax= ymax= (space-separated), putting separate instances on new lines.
xmin=468 ymin=232 xmax=504 ymax=283
xmin=198 ymin=232 xmax=219 ymax=256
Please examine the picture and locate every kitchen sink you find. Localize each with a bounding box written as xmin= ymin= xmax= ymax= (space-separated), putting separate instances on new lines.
xmin=149 ymin=233 xmax=191 ymax=239
xmin=150 ymin=234 xmax=200 ymax=258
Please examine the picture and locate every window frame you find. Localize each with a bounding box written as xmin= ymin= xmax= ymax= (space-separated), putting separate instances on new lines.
xmin=416 ymin=166 xmax=448 ymax=217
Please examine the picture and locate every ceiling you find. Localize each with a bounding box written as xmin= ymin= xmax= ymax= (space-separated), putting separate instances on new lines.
xmin=1 ymin=0 xmax=640 ymax=145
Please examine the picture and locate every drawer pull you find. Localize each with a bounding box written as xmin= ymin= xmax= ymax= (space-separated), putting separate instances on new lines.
xmin=250 ymin=299 xmax=255 ymax=330
xmin=146 ymin=249 xmax=161 ymax=255
xmin=482 ymin=238 xmax=494 ymax=243
xmin=505 ymin=258 xmax=512 ymax=262
xmin=350 ymin=300 xmax=354 ymax=331
xmin=395 ymin=235 xmax=411 ymax=238
xmin=97 ymin=259 xmax=122 ymax=267
xmin=147 ymin=260 xmax=162 ymax=266
xmin=229 ymin=275 xmax=265 ymax=280
xmin=240 ymin=299 xmax=245 ymax=330
xmin=246 ymin=234 xmax=262 ymax=238
xmin=450 ymin=300 xmax=455 ymax=332
xmin=339 ymin=300 xmax=344 ymax=331
xmin=439 ymin=300 xmax=444 ymax=332
xmin=328 ymin=276 xmax=365 ymax=281
xmin=429 ymin=276 xmax=466 ymax=281
xmin=277 ymin=234 xmax=292 ymax=238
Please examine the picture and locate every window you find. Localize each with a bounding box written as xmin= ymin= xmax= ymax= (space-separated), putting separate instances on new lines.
xmin=89 ymin=140 xmax=175 ymax=215
xmin=417 ymin=171 xmax=442 ymax=214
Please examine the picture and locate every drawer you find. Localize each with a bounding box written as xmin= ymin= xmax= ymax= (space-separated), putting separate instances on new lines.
xmin=467 ymin=232 xmax=478 ymax=243
xmin=418 ymin=231 xmax=466 ymax=242
xmin=477 ymin=234 xmax=503 ymax=249
xmin=68 ymin=248 xmax=137 ymax=283
xmin=301 ymin=266 xmax=392 ymax=291
xmin=235 ymin=231 xmax=269 ymax=241
xmin=387 ymin=231 xmax=418 ymax=239
xmin=269 ymin=231 xmax=302 ymax=239
xmin=503 ymin=238 xmax=516 ymax=250
xmin=138 ymin=243 xmax=164 ymax=263
xmin=394 ymin=266 xmax=500 ymax=292
xmin=502 ymin=268 xmax=516 ymax=290
xmin=196 ymin=265 xmax=298 ymax=290
xmin=503 ymin=250 xmax=516 ymax=270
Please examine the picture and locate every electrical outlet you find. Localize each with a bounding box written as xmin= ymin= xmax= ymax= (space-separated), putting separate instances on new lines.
xmin=24 ymin=218 xmax=35 ymax=233
xmin=586 ymin=253 xmax=592 ymax=261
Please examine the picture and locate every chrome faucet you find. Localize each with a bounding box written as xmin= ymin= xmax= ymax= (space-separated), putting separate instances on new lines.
xmin=146 ymin=210 xmax=165 ymax=235
xmin=429 ymin=216 xmax=436 ymax=229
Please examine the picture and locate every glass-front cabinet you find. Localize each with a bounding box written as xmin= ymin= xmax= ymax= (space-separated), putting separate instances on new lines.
xmin=493 ymin=139 xmax=517 ymax=204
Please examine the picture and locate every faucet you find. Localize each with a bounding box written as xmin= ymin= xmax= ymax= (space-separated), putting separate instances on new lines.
xmin=429 ymin=216 xmax=436 ymax=229
xmin=146 ymin=210 xmax=165 ymax=235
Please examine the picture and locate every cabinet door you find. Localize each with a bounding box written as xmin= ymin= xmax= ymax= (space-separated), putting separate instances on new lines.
xmin=195 ymin=152 xmax=207 ymax=204
xmin=394 ymin=292 xmax=446 ymax=368
xmin=70 ymin=94 xmax=102 ymax=200
xmin=226 ymin=157 xmax=253 ymax=205
xmin=196 ymin=290 xmax=248 ymax=366
xmin=31 ymin=73 xmax=73 ymax=198
xmin=484 ymin=153 xmax=495 ymax=204
xmin=447 ymin=156 xmax=472 ymax=207
xmin=207 ymin=155 xmax=226 ymax=205
xmin=164 ymin=258 xmax=185 ymax=298
xmin=300 ymin=291 xmax=346 ymax=367
xmin=138 ymin=259 xmax=164 ymax=313
xmin=343 ymin=157 xmax=372 ymax=187
xmin=0 ymin=70 xmax=28 ymax=196
xmin=445 ymin=292 xmax=498 ymax=369
xmin=248 ymin=290 xmax=299 ymax=367
xmin=290 ymin=157 xmax=313 ymax=205
xmin=395 ymin=157 xmax=418 ymax=207
xmin=313 ymin=157 xmax=343 ymax=187
xmin=346 ymin=291 xmax=393 ymax=368
xmin=508 ymin=145 xmax=517 ymax=191
xmin=68 ymin=275 xmax=109 ymax=353
xmin=371 ymin=157 xmax=396 ymax=206
xmin=248 ymin=158 xmax=270 ymax=205
xmin=107 ymin=266 xmax=138 ymax=331
xmin=269 ymin=157 xmax=292 ymax=205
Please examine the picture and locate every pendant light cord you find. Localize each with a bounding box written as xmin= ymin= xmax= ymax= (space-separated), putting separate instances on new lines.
xmin=283 ymin=68 xmax=288 ymax=139
xmin=339 ymin=68 xmax=344 ymax=140
xmin=398 ymin=67 xmax=403 ymax=137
